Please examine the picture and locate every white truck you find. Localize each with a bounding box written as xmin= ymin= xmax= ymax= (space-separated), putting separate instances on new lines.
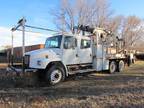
xmin=24 ymin=26 xmax=126 ymax=85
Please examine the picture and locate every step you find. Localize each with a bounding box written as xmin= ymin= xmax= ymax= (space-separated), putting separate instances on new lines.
xmin=68 ymin=69 xmax=96 ymax=75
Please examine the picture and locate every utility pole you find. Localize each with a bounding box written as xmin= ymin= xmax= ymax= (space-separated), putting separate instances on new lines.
xmin=18 ymin=17 xmax=26 ymax=73
xmin=11 ymin=32 xmax=14 ymax=66
xmin=22 ymin=17 xmax=26 ymax=73
xmin=61 ymin=13 xmax=66 ymax=34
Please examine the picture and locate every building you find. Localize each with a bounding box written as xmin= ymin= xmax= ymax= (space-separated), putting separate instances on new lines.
xmin=12 ymin=44 xmax=44 ymax=57
xmin=6 ymin=44 xmax=44 ymax=63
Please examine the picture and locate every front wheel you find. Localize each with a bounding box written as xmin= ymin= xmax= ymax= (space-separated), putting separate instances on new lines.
xmin=45 ymin=65 xmax=65 ymax=85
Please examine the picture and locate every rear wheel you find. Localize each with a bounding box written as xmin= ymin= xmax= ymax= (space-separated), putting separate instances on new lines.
xmin=109 ymin=61 xmax=117 ymax=74
xmin=118 ymin=60 xmax=125 ymax=72
xmin=45 ymin=65 xmax=65 ymax=85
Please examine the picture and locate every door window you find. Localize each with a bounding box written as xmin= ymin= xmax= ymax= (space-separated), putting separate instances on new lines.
xmin=64 ymin=36 xmax=77 ymax=49
xmin=81 ymin=39 xmax=91 ymax=49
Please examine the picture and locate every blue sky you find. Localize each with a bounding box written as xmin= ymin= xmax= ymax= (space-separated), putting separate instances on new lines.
xmin=0 ymin=0 xmax=144 ymax=47
xmin=111 ymin=0 xmax=144 ymax=18
xmin=0 ymin=0 xmax=144 ymax=28
xmin=0 ymin=0 xmax=59 ymax=28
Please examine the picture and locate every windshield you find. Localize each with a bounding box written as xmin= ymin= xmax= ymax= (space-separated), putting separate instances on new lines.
xmin=45 ymin=35 xmax=62 ymax=48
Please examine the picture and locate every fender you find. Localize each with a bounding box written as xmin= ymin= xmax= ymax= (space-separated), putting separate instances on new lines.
xmin=46 ymin=61 xmax=68 ymax=76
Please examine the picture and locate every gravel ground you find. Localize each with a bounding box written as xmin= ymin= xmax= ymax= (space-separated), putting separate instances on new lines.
xmin=0 ymin=61 xmax=144 ymax=108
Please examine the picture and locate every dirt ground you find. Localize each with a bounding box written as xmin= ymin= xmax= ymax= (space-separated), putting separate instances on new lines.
xmin=0 ymin=61 xmax=144 ymax=108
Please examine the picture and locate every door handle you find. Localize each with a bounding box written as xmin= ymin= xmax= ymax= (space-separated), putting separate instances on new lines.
xmin=76 ymin=54 xmax=79 ymax=57
xmin=90 ymin=54 xmax=92 ymax=57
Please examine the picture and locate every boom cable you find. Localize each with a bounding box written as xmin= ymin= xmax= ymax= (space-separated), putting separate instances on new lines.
xmin=25 ymin=25 xmax=58 ymax=32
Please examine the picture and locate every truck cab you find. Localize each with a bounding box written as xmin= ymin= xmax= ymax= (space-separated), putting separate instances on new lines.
xmin=25 ymin=34 xmax=93 ymax=85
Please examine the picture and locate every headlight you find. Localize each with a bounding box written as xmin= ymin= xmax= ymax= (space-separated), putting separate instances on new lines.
xmin=45 ymin=55 xmax=49 ymax=59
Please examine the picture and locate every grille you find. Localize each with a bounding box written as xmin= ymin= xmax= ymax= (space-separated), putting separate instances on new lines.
xmin=24 ymin=55 xmax=30 ymax=68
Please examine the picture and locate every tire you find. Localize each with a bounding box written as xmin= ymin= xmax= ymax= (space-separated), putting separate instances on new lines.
xmin=109 ymin=61 xmax=117 ymax=74
xmin=132 ymin=57 xmax=135 ymax=64
xmin=127 ymin=56 xmax=131 ymax=67
xmin=118 ymin=60 xmax=125 ymax=72
xmin=45 ymin=65 xmax=65 ymax=85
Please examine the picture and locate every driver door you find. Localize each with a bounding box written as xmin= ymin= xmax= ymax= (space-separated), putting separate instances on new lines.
xmin=62 ymin=36 xmax=79 ymax=65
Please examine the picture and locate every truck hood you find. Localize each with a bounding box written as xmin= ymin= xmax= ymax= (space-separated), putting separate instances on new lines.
xmin=25 ymin=48 xmax=62 ymax=59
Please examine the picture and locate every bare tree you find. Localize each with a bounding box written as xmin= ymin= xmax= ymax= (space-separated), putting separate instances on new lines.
xmin=107 ymin=16 xmax=123 ymax=34
xmin=92 ymin=0 xmax=113 ymax=28
xmin=52 ymin=0 xmax=113 ymax=33
xmin=51 ymin=0 xmax=74 ymax=33
xmin=51 ymin=1 xmax=144 ymax=51
xmin=121 ymin=16 xmax=143 ymax=49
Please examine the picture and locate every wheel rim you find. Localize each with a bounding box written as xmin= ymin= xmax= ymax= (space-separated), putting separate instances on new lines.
xmin=110 ymin=62 xmax=116 ymax=73
xmin=119 ymin=61 xmax=124 ymax=72
xmin=50 ymin=70 xmax=62 ymax=84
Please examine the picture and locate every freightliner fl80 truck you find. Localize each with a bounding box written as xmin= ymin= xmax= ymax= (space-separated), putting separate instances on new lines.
xmin=24 ymin=26 xmax=126 ymax=85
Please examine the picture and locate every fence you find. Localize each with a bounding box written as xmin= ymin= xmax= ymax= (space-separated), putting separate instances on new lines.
xmin=0 ymin=44 xmax=44 ymax=63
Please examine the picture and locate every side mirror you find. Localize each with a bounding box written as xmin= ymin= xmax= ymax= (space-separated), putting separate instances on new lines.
xmin=64 ymin=42 xmax=69 ymax=49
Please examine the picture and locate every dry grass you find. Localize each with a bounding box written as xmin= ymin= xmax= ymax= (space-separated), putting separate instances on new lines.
xmin=0 ymin=61 xmax=144 ymax=108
